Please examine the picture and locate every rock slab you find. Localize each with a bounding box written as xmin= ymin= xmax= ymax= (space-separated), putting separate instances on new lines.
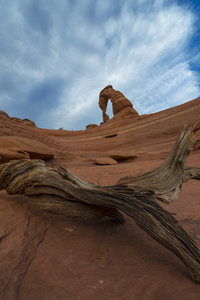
xmin=0 ymin=136 xmax=54 ymax=162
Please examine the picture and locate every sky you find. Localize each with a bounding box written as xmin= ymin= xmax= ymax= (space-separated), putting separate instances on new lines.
xmin=0 ymin=0 xmax=200 ymax=130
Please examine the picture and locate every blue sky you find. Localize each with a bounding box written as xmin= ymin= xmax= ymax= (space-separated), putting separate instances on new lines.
xmin=0 ymin=0 xmax=200 ymax=130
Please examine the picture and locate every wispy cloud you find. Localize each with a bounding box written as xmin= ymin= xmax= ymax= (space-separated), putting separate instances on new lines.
xmin=0 ymin=0 xmax=199 ymax=130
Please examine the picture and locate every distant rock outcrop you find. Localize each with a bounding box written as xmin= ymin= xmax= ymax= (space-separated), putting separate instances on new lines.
xmin=0 ymin=110 xmax=10 ymax=118
xmin=22 ymin=118 xmax=36 ymax=127
xmin=99 ymin=85 xmax=139 ymax=123
xmin=11 ymin=117 xmax=36 ymax=127
xmin=86 ymin=124 xmax=99 ymax=130
xmin=0 ymin=110 xmax=36 ymax=127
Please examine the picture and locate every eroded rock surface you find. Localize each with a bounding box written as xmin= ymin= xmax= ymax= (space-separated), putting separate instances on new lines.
xmin=99 ymin=85 xmax=139 ymax=123
xmin=0 ymin=136 xmax=54 ymax=162
xmin=95 ymin=156 xmax=118 ymax=165
xmin=11 ymin=117 xmax=36 ymax=127
xmin=0 ymin=97 xmax=200 ymax=299
xmin=86 ymin=124 xmax=99 ymax=130
xmin=0 ymin=148 xmax=30 ymax=163
xmin=106 ymin=150 xmax=137 ymax=161
xmin=0 ymin=192 xmax=49 ymax=300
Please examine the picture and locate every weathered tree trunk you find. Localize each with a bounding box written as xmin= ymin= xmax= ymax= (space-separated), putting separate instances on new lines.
xmin=0 ymin=125 xmax=200 ymax=282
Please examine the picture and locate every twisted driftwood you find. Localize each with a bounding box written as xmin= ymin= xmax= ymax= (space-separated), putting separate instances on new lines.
xmin=0 ymin=125 xmax=200 ymax=282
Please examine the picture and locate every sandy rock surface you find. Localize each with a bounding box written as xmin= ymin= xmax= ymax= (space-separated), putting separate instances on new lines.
xmin=0 ymin=148 xmax=30 ymax=163
xmin=95 ymin=156 xmax=118 ymax=165
xmin=0 ymin=136 xmax=54 ymax=161
xmin=106 ymin=150 xmax=136 ymax=161
xmin=0 ymin=97 xmax=200 ymax=299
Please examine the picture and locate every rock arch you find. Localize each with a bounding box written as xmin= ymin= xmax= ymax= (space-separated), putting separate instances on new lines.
xmin=99 ymin=85 xmax=139 ymax=123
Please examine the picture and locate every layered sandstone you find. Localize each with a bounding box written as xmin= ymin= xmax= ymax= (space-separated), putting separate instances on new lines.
xmin=99 ymin=85 xmax=139 ymax=123
xmin=11 ymin=117 xmax=36 ymax=126
xmin=0 ymin=136 xmax=54 ymax=162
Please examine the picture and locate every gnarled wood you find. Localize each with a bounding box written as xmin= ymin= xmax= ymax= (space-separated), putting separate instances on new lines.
xmin=0 ymin=125 xmax=200 ymax=282
xmin=183 ymin=166 xmax=200 ymax=181
xmin=117 ymin=125 xmax=196 ymax=203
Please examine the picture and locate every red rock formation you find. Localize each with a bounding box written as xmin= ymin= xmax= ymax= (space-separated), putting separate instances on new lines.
xmin=11 ymin=117 xmax=36 ymax=126
xmin=95 ymin=156 xmax=118 ymax=165
xmin=22 ymin=118 xmax=36 ymax=127
xmin=99 ymin=85 xmax=139 ymax=123
xmin=0 ymin=98 xmax=200 ymax=299
xmin=0 ymin=136 xmax=54 ymax=162
xmin=86 ymin=124 xmax=99 ymax=130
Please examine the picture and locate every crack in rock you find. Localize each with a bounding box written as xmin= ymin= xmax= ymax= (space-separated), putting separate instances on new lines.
xmin=0 ymin=214 xmax=49 ymax=300
xmin=15 ymin=226 xmax=49 ymax=300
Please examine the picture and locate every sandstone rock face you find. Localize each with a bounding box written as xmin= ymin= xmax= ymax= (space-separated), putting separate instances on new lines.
xmin=0 ymin=136 xmax=54 ymax=162
xmin=99 ymin=85 xmax=139 ymax=123
xmin=11 ymin=117 xmax=22 ymax=123
xmin=106 ymin=150 xmax=137 ymax=161
xmin=0 ymin=97 xmax=200 ymax=299
xmin=0 ymin=148 xmax=30 ymax=163
xmin=86 ymin=124 xmax=99 ymax=130
xmin=95 ymin=151 xmax=136 ymax=165
xmin=0 ymin=192 xmax=49 ymax=300
xmin=0 ymin=110 xmax=10 ymax=118
xmin=22 ymin=118 xmax=36 ymax=127
xmin=11 ymin=117 xmax=36 ymax=126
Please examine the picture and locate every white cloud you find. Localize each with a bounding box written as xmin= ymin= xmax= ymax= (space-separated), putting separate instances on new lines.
xmin=0 ymin=0 xmax=199 ymax=130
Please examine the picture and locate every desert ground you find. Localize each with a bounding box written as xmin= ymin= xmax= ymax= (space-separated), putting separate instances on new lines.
xmin=0 ymin=96 xmax=200 ymax=300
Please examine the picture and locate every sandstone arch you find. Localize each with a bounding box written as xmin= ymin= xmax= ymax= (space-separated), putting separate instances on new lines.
xmin=99 ymin=85 xmax=139 ymax=123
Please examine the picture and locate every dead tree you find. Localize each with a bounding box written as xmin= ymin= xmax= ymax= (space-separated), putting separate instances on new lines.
xmin=0 ymin=125 xmax=200 ymax=283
